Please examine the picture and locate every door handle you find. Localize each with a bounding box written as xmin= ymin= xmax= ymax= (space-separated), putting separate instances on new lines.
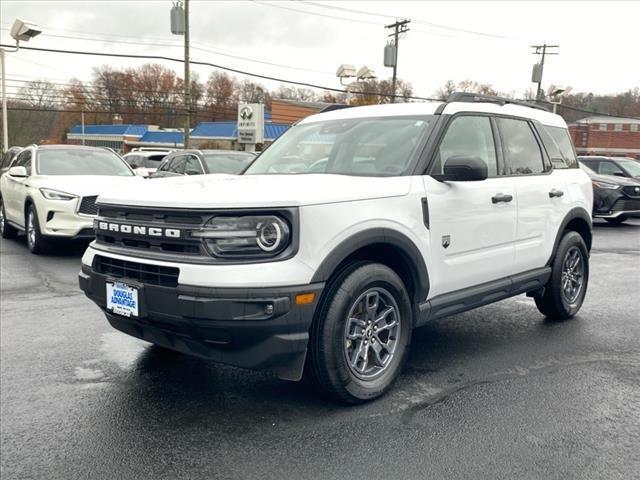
xmin=491 ymin=193 xmax=513 ymax=204
xmin=549 ymin=189 xmax=564 ymax=198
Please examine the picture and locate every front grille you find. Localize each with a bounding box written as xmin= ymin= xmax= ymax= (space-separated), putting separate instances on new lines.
xmin=78 ymin=196 xmax=99 ymax=215
xmin=94 ymin=255 xmax=179 ymax=287
xmin=622 ymin=186 xmax=640 ymax=198
xmin=611 ymin=198 xmax=640 ymax=212
xmin=95 ymin=206 xmax=205 ymax=256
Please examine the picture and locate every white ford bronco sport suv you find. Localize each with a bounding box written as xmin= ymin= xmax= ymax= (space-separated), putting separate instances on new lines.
xmin=79 ymin=93 xmax=593 ymax=403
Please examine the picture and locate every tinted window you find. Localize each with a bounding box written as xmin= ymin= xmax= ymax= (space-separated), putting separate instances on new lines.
xmin=497 ymin=118 xmax=544 ymax=175
xmin=245 ymin=116 xmax=435 ymax=176
xmin=14 ymin=150 xmax=32 ymax=172
xmin=184 ymin=155 xmax=203 ymax=175
xmin=203 ymin=153 xmax=254 ymax=174
xmin=616 ymin=159 xmax=640 ymax=177
xmin=145 ymin=154 xmax=166 ymax=167
xmin=598 ymin=161 xmax=624 ymax=176
xmin=124 ymin=155 xmax=141 ymax=168
xmin=37 ymin=149 xmax=133 ymax=176
xmin=539 ymin=125 xmax=578 ymax=169
xmin=169 ymin=155 xmax=187 ymax=174
xmin=434 ymin=116 xmax=498 ymax=177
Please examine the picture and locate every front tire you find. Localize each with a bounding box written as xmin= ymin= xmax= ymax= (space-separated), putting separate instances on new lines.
xmin=308 ymin=262 xmax=412 ymax=403
xmin=25 ymin=205 xmax=50 ymax=254
xmin=535 ymin=231 xmax=589 ymax=319
xmin=0 ymin=199 xmax=18 ymax=239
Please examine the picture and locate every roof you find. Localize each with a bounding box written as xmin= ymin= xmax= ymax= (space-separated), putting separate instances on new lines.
xmin=300 ymin=100 xmax=567 ymax=128
xmin=36 ymin=144 xmax=109 ymax=151
xmin=191 ymin=122 xmax=290 ymax=141
xmin=575 ymin=116 xmax=640 ymax=125
xmin=138 ymin=131 xmax=184 ymax=144
xmin=68 ymin=124 xmax=150 ymax=136
xmin=272 ymin=98 xmax=336 ymax=110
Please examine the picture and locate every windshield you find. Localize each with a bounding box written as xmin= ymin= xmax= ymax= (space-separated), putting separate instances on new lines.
xmin=244 ymin=116 xmax=435 ymax=176
xmin=618 ymin=158 xmax=640 ymax=177
xmin=203 ymin=153 xmax=254 ymax=174
xmin=37 ymin=149 xmax=134 ymax=176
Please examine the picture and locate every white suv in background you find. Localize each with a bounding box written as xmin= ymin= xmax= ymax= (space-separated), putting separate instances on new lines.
xmin=79 ymin=93 xmax=593 ymax=403
xmin=0 ymin=145 xmax=142 ymax=253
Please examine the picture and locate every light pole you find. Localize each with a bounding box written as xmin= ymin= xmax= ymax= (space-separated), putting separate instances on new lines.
xmin=547 ymin=84 xmax=572 ymax=114
xmin=1 ymin=19 xmax=42 ymax=153
xmin=170 ymin=0 xmax=190 ymax=149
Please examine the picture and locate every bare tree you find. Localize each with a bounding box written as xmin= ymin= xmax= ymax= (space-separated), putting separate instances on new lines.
xmin=17 ymin=80 xmax=59 ymax=108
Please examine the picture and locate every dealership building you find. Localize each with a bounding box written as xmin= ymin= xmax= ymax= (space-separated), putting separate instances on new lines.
xmin=568 ymin=116 xmax=640 ymax=159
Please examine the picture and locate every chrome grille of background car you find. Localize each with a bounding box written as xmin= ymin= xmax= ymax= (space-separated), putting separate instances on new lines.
xmin=611 ymin=198 xmax=640 ymax=212
xmin=95 ymin=206 xmax=206 ymax=256
xmin=78 ymin=196 xmax=99 ymax=215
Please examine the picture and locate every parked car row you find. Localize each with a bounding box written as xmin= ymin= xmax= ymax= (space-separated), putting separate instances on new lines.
xmin=122 ymin=148 xmax=255 ymax=178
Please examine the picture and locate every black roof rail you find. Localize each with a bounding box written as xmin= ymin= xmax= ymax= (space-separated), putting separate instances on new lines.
xmin=446 ymin=92 xmax=549 ymax=112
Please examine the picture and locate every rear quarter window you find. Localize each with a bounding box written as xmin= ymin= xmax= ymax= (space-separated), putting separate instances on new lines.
xmin=540 ymin=125 xmax=578 ymax=169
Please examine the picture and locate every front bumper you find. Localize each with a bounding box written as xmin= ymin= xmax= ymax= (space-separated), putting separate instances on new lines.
xmin=36 ymin=196 xmax=95 ymax=238
xmin=592 ymin=188 xmax=640 ymax=219
xmin=79 ymin=264 xmax=324 ymax=381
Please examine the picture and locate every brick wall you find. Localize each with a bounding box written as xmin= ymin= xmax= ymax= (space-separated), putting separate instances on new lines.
xmin=569 ymin=123 xmax=640 ymax=158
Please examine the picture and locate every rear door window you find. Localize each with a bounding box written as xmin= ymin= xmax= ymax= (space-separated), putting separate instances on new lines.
xmin=496 ymin=118 xmax=545 ymax=175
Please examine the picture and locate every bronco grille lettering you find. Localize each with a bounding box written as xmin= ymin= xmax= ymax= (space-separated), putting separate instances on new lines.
xmin=97 ymin=221 xmax=181 ymax=238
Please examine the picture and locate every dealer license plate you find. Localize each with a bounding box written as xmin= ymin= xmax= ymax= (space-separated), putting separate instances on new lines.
xmin=106 ymin=281 xmax=139 ymax=317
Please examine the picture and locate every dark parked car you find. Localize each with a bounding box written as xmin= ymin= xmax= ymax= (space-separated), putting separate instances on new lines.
xmin=578 ymin=156 xmax=640 ymax=180
xmin=579 ymin=161 xmax=640 ymax=224
xmin=152 ymin=149 xmax=255 ymax=178
xmin=0 ymin=146 xmax=22 ymax=177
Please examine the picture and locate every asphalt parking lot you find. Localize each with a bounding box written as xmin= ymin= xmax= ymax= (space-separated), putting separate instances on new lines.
xmin=1 ymin=220 xmax=639 ymax=480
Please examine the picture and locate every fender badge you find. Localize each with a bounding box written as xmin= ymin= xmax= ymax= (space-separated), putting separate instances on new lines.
xmin=442 ymin=235 xmax=451 ymax=249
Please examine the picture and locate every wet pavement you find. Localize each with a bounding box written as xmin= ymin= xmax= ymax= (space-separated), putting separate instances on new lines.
xmin=1 ymin=220 xmax=639 ymax=479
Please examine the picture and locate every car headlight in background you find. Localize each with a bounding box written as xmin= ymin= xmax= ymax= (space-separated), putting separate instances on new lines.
xmin=39 ymin=188 xmax=78 ymax=200
xmin=591 ymin=180 xmax=620 ymax=190
xmin=192 ymin=215 xmax=291 ymax=258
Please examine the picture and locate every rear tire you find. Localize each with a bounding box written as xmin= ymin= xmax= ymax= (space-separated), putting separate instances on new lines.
xmin=307 ymin=262 xmax=412 ymax=403
xmin=25 ymin=204 xmax=51 ymax=254
xmin=605 ymin=216 xmax=627 ymax=225
xmin=535 ymin=231 xmax=589 ymax=320
xmin=0 ymin=199 xmax=18 ymax=239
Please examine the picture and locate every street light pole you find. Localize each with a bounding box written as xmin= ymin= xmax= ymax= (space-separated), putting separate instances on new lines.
xmin=183 ymin=0 xmax=190 ymax=149
xmin=1 ymin=48 xmax=8 ymax=153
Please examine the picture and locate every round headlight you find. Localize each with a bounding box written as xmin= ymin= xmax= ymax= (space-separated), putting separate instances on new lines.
xmin=256 ymin=220 xmax=283 ymax=252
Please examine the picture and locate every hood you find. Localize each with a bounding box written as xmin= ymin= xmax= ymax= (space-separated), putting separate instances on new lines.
xmin=30 ymin=175 xmax=144 ymax=197
xmin=97 ymin=174 xmax=413 ymax=209
xmin=586 ymin=171 xmax=640 ymax=186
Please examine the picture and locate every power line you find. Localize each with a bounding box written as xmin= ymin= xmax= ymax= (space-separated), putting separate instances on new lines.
xmin=299 ymin=0 xmax=513 ymax=39
xmin=0 ymin=26 xmax=334 ymax=75
xmin=0 ymin=43 xmax=437 ymax=101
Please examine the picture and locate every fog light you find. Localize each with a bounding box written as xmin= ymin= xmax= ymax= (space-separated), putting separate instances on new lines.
xmin=264 ymin=304 xmax=274 ymax=315
xmin=295 ymin=293 xmax=315 ymax=305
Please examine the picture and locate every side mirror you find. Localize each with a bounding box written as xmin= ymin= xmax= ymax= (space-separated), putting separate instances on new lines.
xmin=185 ymin=169 xmax=200 ymax=176
xmin=443 ymin=156 xmax=488 ymax=181
xmin=8 ymin=166 xmax=28 ymax=178
xmin=134 ymin=169 xmax=147 ymax=177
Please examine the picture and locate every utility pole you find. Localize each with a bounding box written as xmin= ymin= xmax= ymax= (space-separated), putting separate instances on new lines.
xmin=384 ymin=19 xmax=410 ymax=103
xmin=183 ymin=0 xmax=191 ymax=149
xmin=531 ymin=43 xmax=559 ymax=101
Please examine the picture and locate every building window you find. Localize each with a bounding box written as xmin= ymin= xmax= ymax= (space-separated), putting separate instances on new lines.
xmin=631 ymin=124 xmax=639 ymax=132
xmin=614 ymin=124 xmax=623 ymax=132
xmin=599 ymin=124 xmax=607 ymax=131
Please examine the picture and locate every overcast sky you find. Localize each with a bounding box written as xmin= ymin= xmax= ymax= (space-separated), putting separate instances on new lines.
xmin=1 ymin=0 xmax=638 ymax=100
